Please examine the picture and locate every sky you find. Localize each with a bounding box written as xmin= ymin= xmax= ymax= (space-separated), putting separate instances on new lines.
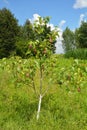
xmin=0 ymin=0 xmax=87 ymax=53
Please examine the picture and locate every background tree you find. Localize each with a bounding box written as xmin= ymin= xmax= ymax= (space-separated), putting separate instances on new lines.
xmin=22 ymin=19 xmax=34 ymax=40
xmin=75 ymin=21 xmax=87 ymax=48
xmin=0 ymin=8 xmax=19 ymax=58
xmin=15 ymin=25 xmax=27 ymax=58
xmin=62 ymin=27 xmax=75 ymax=53
xmin=16 ymin=19 xmax=34 ymax=58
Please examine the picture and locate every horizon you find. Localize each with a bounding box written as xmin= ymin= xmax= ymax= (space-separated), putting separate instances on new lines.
xmin=0 ymin=0 xmax=87 ymax=53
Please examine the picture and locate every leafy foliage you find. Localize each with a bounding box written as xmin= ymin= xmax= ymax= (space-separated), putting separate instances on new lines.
xmin=22 ymin=19 xmax=34 ymax=40
xmin=27 ymin=16 xmax=58 ymax=58
xmin=62 ymin=21 xmax=87 ymax=56
xmin=0 ymin=8 xmax=20 ymax=58
xmin=75 ymin=21 xmax=87 ymax=48
xmin=16 ymin=17 xmax=57 ymax=58
xmin=64 ymin=48 xmax=87 ymax=59
xmin=62 ymin=27 xmax=75 ymax=52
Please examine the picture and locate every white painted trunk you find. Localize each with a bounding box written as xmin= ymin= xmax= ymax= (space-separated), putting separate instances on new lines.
xmin=37 ymin=94 xmax=42 ymax=120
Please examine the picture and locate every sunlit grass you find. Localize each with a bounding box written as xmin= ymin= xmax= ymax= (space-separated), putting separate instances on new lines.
xmin=0 ymin=55 xmax=87 ymax=130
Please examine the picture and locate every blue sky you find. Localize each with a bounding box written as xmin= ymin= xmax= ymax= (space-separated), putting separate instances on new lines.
xmin=0 ymin=0 xmax=87 ymax=53
xmin=0 ymin=0 xmax=87 ymax=29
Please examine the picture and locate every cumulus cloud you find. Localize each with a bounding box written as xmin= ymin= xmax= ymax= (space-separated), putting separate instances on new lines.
xmin=55 ymin=29 xmax=64 ymax=54
xmin=29 ymin=13 xmax=40 ymax=23
xmin=73 ymin=0 xmax=87 ymax=9
xmin=55 ymin=20 xmax=66 ymax=54
xmin=79 ymin=13 xmax=87 ymax=25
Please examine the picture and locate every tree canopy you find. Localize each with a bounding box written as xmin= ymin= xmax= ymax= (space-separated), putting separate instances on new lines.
xmin=75 ymin=21 xmax=87 ymax=48
xmin=26 ymin=16 xmax=58 ymax=58
xmin=62 ymin=27 xmax=75 ymax=52
xmin=0 ymin=8 xmax=20 ymax=58
xmin=62 ymin=21 xmax=87 ymax=53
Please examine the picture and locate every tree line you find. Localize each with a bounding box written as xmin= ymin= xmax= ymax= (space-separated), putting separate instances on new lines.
xmin=62 ymin=21 xmax=87 ymax=53
xmin=0 ymin=8 xmax=87 ymax=59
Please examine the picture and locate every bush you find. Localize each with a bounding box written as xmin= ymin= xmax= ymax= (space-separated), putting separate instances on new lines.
xmin=64 ymin=48 xmax=87 ymax=59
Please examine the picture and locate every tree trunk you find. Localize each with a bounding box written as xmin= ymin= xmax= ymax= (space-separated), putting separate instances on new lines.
xmin=37 ymin=94 xmax=42 ymax=120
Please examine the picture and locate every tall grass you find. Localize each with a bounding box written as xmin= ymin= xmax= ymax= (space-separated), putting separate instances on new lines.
xmin=0 ymin=55 xmax=87 ymax=130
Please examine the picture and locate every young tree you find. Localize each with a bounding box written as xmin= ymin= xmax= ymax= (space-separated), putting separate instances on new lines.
xmin=27 ymin=16 xmax=58 ymax=120
xmin=62 ymin=27 xmax=75 ymax=53
xmin=0 ymin=8 xmax=19 ymax=58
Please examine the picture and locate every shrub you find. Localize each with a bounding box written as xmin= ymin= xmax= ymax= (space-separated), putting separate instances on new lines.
xmin=64 ymin=48 xmax=87 ymax=59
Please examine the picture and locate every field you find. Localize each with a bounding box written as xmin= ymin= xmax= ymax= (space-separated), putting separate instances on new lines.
xmin=0 ymin=55 xmax=87 ymax=130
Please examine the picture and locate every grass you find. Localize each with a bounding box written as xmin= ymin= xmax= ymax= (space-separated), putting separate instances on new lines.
xmin=0 ymin=55 xmax=87 ymax=130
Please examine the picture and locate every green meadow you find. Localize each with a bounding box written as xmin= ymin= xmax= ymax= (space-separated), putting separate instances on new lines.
xmin=0 ymin=55 xmax=87 ymax=130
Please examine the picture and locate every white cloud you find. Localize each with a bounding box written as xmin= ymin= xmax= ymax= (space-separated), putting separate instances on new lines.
xmin=55 ymin=20 xmax=66 ymax=54
xmin=33 ymin=14 xmax=40 ymax=21
xmin=55 ymin=28 xmax=64 ymax=54
xmin=79 ymin=14 xmax=85 ymax=25
xmin=3 ymin=0 xmax=9 ymax=4
xmin=30 ymin=14 xmax=56 ymax=30
xmin=47 ymin=20 xmax=66 ymax=54
xmin=59 ymin=20 xmax=66 ymax=28
xmin=29 ymin=13 xmax=40 ymax=23
xmin=73 ymin=0 xmax=87 ymax=9
xmin=79 ymin=13 xmax=87 ymax=25
xmin=47 ymin=23 xmax=55 ymax=31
